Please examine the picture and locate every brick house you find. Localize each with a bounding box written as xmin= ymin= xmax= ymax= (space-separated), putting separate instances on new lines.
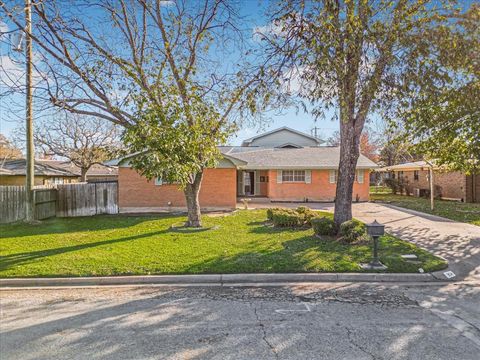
xmin=378 ymin=161 xmax=480 ymax=203
xmin=112 ymin=127 xmax=378 ymax=212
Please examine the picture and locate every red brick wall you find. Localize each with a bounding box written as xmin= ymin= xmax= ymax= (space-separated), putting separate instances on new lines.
xmin=397 ymin=170 xmax=467 ymax=201
xmin=266 ymin=169 xmax=370 ymax=202
xmin=118 ymin=167 xmax=237 ymax=210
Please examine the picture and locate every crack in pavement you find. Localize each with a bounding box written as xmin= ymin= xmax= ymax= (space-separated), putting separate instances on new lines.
xmin=254 ymin=306 xmax=279 ymax=359
xmin=427 ymin=308 xmax=480 ymax=348
xmin=345 ymin=327 xmax=379 ymax=360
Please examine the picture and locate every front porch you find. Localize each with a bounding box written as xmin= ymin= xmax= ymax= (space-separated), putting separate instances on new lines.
xmin=236 ymin=169 xmax=270 ymax=197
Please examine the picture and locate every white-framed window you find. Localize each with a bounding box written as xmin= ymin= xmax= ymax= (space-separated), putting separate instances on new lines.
xmin=154 ymin=177 xmax=163 ymax=186
xmin=356 ymin=170 xmax=364 ymax=184
xmin=329 ymin=170 xmax=337 ymax=184
xmin=282 ymin=170 xmax=305 ymax=182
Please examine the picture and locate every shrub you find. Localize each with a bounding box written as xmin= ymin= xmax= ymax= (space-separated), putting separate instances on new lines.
xmin=384 ymin=178 xmax=399 ymax=194
xmin=296 ymin=206 xmax=317 ymax=225
xmin=266 ymin=208 xmax=275 ymax=221
xmin=271 ymin=209 xmax=303 ymax=227
xmin=339 ymin=219 xmax=367 ymax=243
xmin=311 ymin=217 xmax=336 ymax=236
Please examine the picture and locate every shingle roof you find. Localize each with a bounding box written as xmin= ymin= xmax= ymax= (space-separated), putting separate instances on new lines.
xmin=221 ymin=146 xmax=378 ymax=169
xmin=109 ymin=146 xmax=378 ymax=170
xmin=0 ymin=159 xmax=78 ymax=177
xmin=0 ymin=159 xmax=118 ymax=177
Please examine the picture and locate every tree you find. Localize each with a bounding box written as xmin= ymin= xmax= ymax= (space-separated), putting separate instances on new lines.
xmin=0 ymin=133 xmax=22 ymax=163
xmin=398 ymin=4 xmax=480 ymax=174
xmin=32 ymin=114 xmax=121 ymax=182
xmin=259 ymin=0 xmax=470 ymax=227
xmin=327 ymin=129 xmax=379 ymax=162
xmin=1 ymin=0 xmax=261 ymax=227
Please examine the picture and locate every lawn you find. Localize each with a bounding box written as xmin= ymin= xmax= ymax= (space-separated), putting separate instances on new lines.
xmin=371 ymin=193 xmax=480 ymax=226
xmin=0 ymin=210 xmax=446 ymax=277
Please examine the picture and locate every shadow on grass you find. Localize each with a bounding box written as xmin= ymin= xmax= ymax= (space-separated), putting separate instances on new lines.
xmin=0 ymin=214 xmax=183 ymax=238
xmin=0 ymin=229 xmax=169 ymax=273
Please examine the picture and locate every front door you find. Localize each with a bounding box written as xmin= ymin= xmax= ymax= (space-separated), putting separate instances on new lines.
xmin=244 ymin=171 xmax=255 ymax=195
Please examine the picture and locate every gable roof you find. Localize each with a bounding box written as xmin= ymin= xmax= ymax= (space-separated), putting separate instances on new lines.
xmin=241 ymin=126 xmax=324 ymax=146
xmin=0 ymin=159 xmax=78 ymax=177
xmin=222 ymin=146 xmax=378 ymax=169
xmin=0 ymin=159 xmax=118 ymax=177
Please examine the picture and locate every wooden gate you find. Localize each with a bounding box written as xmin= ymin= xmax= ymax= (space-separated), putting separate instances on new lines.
xmin=56 ymin=182 xmax=118 ymax=217
xmin=34 ymin=188 xmax=57 ymax=220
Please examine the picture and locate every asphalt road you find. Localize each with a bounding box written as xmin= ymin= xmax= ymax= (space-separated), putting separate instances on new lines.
xmin=1 ymin=282 xmax=479 ymax=359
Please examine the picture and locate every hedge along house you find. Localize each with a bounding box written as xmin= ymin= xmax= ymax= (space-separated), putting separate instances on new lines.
xmin=112 ymin=127 xmax=378 ymax=212
xmin=378 ymin=161 xmax=480 ymax=203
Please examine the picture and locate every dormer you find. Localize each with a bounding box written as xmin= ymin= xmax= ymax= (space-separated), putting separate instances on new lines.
xmin=241 ymin=127 xmax=324 ymax=148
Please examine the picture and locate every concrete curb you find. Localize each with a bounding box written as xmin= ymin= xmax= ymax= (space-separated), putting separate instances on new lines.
xmin=0 ymin=272 xmax=442 ymax=288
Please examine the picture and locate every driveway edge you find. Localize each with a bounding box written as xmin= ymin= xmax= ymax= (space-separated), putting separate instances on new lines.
xmin=0 ymin=272 xmax=442 ymax=288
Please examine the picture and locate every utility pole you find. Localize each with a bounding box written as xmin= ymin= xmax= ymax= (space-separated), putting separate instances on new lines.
xmin=25 ymin=0 xmax=35 ymax=221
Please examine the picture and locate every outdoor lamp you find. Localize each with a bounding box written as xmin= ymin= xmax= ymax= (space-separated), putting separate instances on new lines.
xmin=362 ymin=220 xmax=387 ymax=270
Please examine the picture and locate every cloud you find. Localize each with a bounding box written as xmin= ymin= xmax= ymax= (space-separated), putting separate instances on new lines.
xmin=160 ymin=1 xmax=175 ymax=6
xmin=253 ymin=20 xmax=286 ymax=41
xmin=0 ymin=20 xmax=8 ymax=34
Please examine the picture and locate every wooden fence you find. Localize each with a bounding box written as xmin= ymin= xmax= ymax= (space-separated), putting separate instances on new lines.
xmin=34 ymin=188 xmax=57 ymax=220
xmin=56 ymin=182 xmax=118 ymax=217
xmin=0 ymin=186 xmax=26 ymax=224
xmin=0 ymin=182 xmax=118 ymax=223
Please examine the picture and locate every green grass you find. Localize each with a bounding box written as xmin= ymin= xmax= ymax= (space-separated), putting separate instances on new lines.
xmin=371 ymin=193 xmax=480 ymax=226
xmin=0 ymin=210 xmax=446 ymax=277
xmin=370 ymin=185 xmax=393 ymax=194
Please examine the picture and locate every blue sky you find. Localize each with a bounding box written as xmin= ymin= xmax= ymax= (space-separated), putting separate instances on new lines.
xmin=0 ymin=0 xmax=342 ymax=147
xmin=2 ymin=0 xmax=474 ymax=147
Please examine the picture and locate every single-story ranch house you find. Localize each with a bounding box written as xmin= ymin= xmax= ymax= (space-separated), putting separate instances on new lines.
xmin=0 ymin=159 xmax=118 ymax=185
xmin=378 ymin=161 xmax=480 ymax=203
xmin=111 ymin=127 xmax=378 ymax=212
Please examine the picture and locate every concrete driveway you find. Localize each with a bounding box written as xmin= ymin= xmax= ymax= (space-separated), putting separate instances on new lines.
xmin=243 ymin=201 xmax=480 ymax=282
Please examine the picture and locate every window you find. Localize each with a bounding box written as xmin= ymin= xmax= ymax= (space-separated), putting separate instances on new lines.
xmin=329 ymin=170 xmax=337 ymax=184
xmin=154 ymin=177 xmax=163 ymax=186
xmin=398 ymin=171 xmax=404 ymax=180
xmin=414 ymin=170 xmax=419 ymax=181
xmin=282 ymin=170 xmax=305 ymax=182
xmin=356 ymin=170 xmax=364 ymax=184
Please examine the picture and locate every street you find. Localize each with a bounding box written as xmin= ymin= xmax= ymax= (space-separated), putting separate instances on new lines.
xmin=1 ymin=282 xmax=479 ymax=359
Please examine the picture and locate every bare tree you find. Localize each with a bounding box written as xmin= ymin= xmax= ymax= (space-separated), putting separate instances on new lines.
xmin=31 ymin=114 xmax=121 ymax=181
xmin=0 ymin=133 xmax=22 ymax=165
xmin=258 ymin=0 xmax=469 ymax=227
xmin=1 ymin=0 xmax=263 ymax=226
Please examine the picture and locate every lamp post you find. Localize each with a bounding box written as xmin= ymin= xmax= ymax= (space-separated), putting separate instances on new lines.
xmin=361 ymin=220 xmax=387 ymax=270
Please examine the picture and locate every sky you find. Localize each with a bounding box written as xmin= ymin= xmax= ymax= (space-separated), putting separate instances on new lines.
xmin=0 ymin=0 xmax=344 ymax=148
xmin=2 ymin=0 xmax=474 ymax=148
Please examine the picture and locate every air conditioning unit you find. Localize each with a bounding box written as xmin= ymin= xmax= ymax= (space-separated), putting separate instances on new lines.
xmin=413 ymin=188 xmax=420 ymax=197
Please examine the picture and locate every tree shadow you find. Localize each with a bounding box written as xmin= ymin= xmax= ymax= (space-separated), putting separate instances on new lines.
xmin=0 ymin=213 xmax=183 ymax=238
xmin=0 ymin=229 xmax=169 ymax=274
xmin=2 ymin=283 xmax=479 ymax=360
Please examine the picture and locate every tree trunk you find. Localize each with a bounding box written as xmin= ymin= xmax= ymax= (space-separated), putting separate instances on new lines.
xmin=184 ymin=171 xmax=204 ymax=227
xmin=333 ymin=120 xmax=361 ymax=229
xmin=80 ymin=167 xmax=88 ymax=182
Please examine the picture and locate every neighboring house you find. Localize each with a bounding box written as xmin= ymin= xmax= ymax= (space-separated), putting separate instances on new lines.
xmin=111 ymin=127 xmax=377 ymax=212
xmin=241 ymin=126 xmax=324 ymax=148
xmin=378 ymin=161 xmax=480 ymax=203
xmin=47 ymin=161 xmax=119 ymax=183
xmin=0 ymin=159 xmax=118 ymax=185
xmin=0 ymin=159 xmax=79 ymax=185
